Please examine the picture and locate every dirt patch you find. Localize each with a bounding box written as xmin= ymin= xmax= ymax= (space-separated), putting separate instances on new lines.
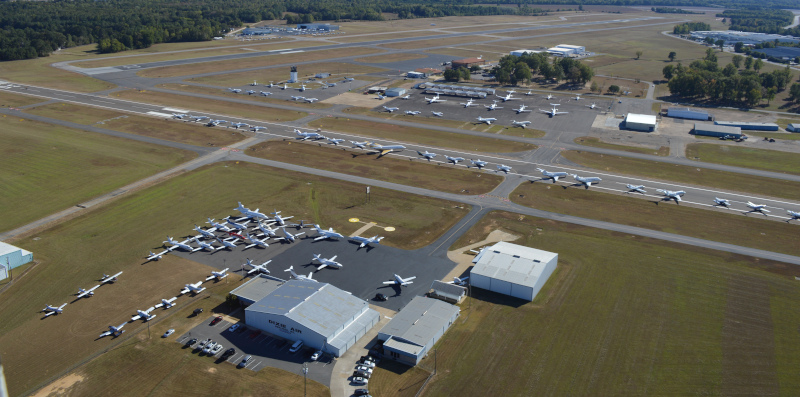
xmin=31 ymin=373 xmax=84 ymax=397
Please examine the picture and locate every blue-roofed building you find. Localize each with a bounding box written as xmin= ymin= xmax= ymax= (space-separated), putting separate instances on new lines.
xmin=0 ymin=242 xmax=32 ymax=280
xmin=714 ymin=121 xmax=779 ymax=131
xmin=245 ymin=280 xmax=380 ymax=357
xmin=750 ymin=47 xmax=800 ymax=61
xmin=297 ymin=23 xmax=339 ymax=31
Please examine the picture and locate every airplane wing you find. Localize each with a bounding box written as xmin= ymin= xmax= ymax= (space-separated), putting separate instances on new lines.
xmin=154 ymin=297 xmax=177 ymax=308
xmin=379 ymin=149 xmax=391 ymax=155
xmin=382 ymin=281 xmax=397 ymax=285
xmin=78 ymin=285 xmax=100 ymax=298
xmin=403 ymin=276 xmax=417 ymax=283
xmin=205 ymin=274 xmax=216 ymax=281
xmin=99 ymin=330 xmax=113 ymax=338
xmin=131 ymin=314 xmax=142 ymax=321
xmin=317 ymin=264 xmax=328 ymax=271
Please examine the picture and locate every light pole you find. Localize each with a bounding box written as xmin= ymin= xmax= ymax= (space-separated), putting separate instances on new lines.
xmin=302 ymin=363 xmax=308 ymax=396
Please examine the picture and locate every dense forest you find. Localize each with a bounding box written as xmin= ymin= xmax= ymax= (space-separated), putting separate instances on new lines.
xmin=718 ymin=9 xmax=794 ymax=34
xmin=651 ymin=7 xmax=703 ymax=14
xmin=672 ymin=22 xmax=712 ymax=34
xmin=491 ymin=52 xmax=594 ymax=86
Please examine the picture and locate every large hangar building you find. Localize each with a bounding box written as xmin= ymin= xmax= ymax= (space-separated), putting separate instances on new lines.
xmin=245 ymin=279 xmax=380 ymax=357
xmin=377 ymin=296 xmax=460 ymax=366
xmin=470 ymin=242 xmax=557 ymax=302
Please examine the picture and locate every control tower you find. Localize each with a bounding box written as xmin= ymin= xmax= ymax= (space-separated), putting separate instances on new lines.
xmin=289 ymin=66 xmax=298 ymax=83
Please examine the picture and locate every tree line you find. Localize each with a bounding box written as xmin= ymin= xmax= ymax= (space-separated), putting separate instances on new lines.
xmin=491 ymin=52 xmax=594 ymax=86
xmin=651 ymin=7 xmax=703 ymax=14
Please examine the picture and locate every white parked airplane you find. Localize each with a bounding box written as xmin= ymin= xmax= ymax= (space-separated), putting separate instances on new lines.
xmin=383 ymin=274 xmax=416 ymax=286
xmin=511 ymin=120 xmax=531 ymax=128
xmin=351 ymin=235 xmax=383 ymax=248
xmin=545 ymin=93 xmax=554 ymax=100
xmin=259 ymin=91 xmax=273 ymax=96
xmin=304 ymin=98 xmax=319 ymax=103
xmin=496 ymin=164 xmax=512 ymax=174
xmin=298 ymin=84 xmax=307 ymax=91
xmin=154 ymin=297 xmax=177 ymax=309
xmin=417 ymin=151 xmax=437 ymax=161
xmin=484 ymin=101 xmax=503 ymax=110
xmin=587 ymin=103 xmax=597 ymax=109
xmin=164 ymin=236 xmax=194 ymax=252
xmin=375 ymin=94 xmax=385 ymax=100
xmin=525 ymin=90 xmax=534 ymax=96
xmin=256 ymin=221 xmax=279 ymax=238
xmin=514 ymin=104 xmax=531 ymax=113
xmin=100 ymin=271 xmax=123 ymax=284
xmin=426 ymin=95 xmax=446 ymax=104
xmin=270 ymin=210 xmax=293 ymax=226
xmin=171 ymin=113 xmax=188 ymax=119
xmin=447 ymin=276 xmax=469 ymax=286
xmin=77 ymin=285 xmax=100 ymax=299
xmin=290 ymin=95 xmax=305 ymax=101
xmin=246 ymin=90 xmax=256 ymax=95
xmin=275 ymin=227 xmax=305 ymax=243
xmin=497 ymin=93 xmax=516 ymax=102
xmin=228 ymin=88 xmax=241 ymax=93
xmin=99 ymin=322 xmax=127 ymax=338
xmin=327 ymin=137 xmax=345 ymax=145
xmin=745 ymin=201 xmax=769 ymax=215
xmin=714 ymin=197 xmax=731 ymax=207
xmin=343 ymin=77 xmax=355 ymax=82
xmin=251 ymin=80 xmax=258 ymax=86
xmin=446 ymin=155 xmax=464 ymax=164
xmin=461 ymin=99 xmax=477 ymax=107
xmin=287 ymin=219 xmax=311 ymax=229
xmin=537 ymin=168 xmax=567 ymax=182
xmin=351 ymin=141 xmax=369 ymax=149
xmin=313 ymin=224 xmax=344 ymax=241
xmin=431 ymin=111 xmax=444 ymax=117
xmin=405 ymin=110 xmax=421 ymax=115
xmin=572 ymin=94 xmax=582 ymax=101
xmin=206 ymin=268 xmax=229 ymax=281
xmin=180 ymin=281 xmax=206 ymax=295
xmin=540 ymin=104 xmax=568 ymax=117
xmin=243 ymin=233 xmax=269 ymax=249
xmin=191 ymin=116 xmax=209 ymax=122
xmin=224 ymin=217 xmax=249 ymax=231
xmin=313 ymin=254 xmax=342 ymax=270
xmin=657 ymin=189 xmax=685 ymax=203
xmin=295 ymin=129 xmax=324 ymax=140
xmin=400 ymin=94 xmax=411 ymax=100
xmin=470 ymin=159 xmax=488 ymax=169
xmin=382 ymin=106 xmax=399 ymax=113
xmin=206 ymin=218 xmax=231 ymax=232
xmin=787 ymin=210 xmax=800 ymax=222
xmin=285 ymin=266 xmax=316 ymax=282
xmin=194 ymin=224 xmax=216 ymax=239
xmin=572 ymin=174 xmax=602 ymax=188
xmin=42 ymin=303 xmax=67 ymax=317
xmin=207 ymin=119 xmax=227 ymax=127
xmin=230 ymin=122 xmax=249 ymax=129
xmin=369 ymin=142 xmax=406 ymax=155
xmin=214 ymin=237 xmax=238 ymax=250
xmin=476 ymin=117 xmax=496 ymax=124
xmin=131 ymin=307 xmax=157 ymax=322
xmin=625 ymin=184 xmax=647 ymax=194
xmin=146 ymin=250 xmax=167 ymax=262
xmin=245 ymin=259 xmax=272 ymax=275
xmin=281 ymin=83 xmax=288 ymax=90
xmin=234 ymin=203 xmax=269 ymax=221
xmin=251 ymin=126 xmax=266 ymax=132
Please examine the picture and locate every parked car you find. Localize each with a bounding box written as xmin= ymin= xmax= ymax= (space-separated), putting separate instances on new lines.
xmin=211 ymin=344 xmax=223 ymax=355
xmin=359 ymin=360 xmax=375 ymax=369
xmin=354 ymin=370 xmax=371 ymax=379
xmin=311 ymin=350 xmax=322 ymax=361
xmin=374 ymin=293 xmax=387 ymax=301
xmin=197 ymin=339 xmax=210 ymax=350
xmin=352 ymin=376 xmax=368 ymax=385
xmin=185 ymin=338 xmax=197 ymax=347
xmin=289 ymin=340 xmax=304 ymax=353
xmin=162 ymin=329 xmax=175 ymax=338
xmin=238 ymin=355 xmax=252 ymax=368
xmin=354 ymin=389 xmax=370 ymax=396
xmin=356 ymin=365 xmax=373 ymax=375
xmin=222 ymin=348 xmax=236 ymax=359
xmin=210 ymin=316 xmax=223 ymax=325
xmin=228 ymin=324 xmax=240 ymax=332
xmin=193 ymin=308 xmax=203 ymax=316
xmin=203 ymin=341 xmax=216 ymax=354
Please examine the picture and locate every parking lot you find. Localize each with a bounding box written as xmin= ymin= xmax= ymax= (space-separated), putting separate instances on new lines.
xmin=175 ymin=315 xmax=334 ymax=385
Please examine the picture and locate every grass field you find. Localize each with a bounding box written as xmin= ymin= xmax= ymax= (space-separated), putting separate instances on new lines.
xmin=24 ymin=102 xmax=246 ymax=147
xmin=383 ymin=210 xmax=800 ymax=396
xmin=776 ymin=118 xmax=800 ymax=130
xmin=0 ymin=91 xmax=47 ymax=108
xmin=0 ymin=116 xmax=195 ymax=234
xmin=498 ymin=126 xmax=546 ymax=138
xmin=187 ymin=62 xmax=389 ymax=87
xmin=306 ymin=116 xmax=536 ymax=153
xmin=352 ymin=53 xmax=427 ymax=63
xmin=561 ymin=150 xmax=800 ymax=201
xmin=138 ymin=47 xmax=384 ymax=78
xmin=335 ymin=30 xmax=437 ymax=43
xmin=112 ymin=90 xmax=308 ymax=122
xmin=0 ymin=54 xmax=115 ymax=93
xmin=745 ymin=131 xmax=800 ymax=141
xmin=510 ymin=182 xmax=800 ymax=257
xmin=380 ymin=35 xmax=489 ymax=50
xmin=160 ymin=83 xmax=334 ymax=110
xmin=685 ymin=143 xmax=800 ymax=176
xmin=575 ymin=136 xmax=670 ymax=156
xmin=0 ymin=160 xmax=470 ymax=395
xmin=248 ymin=140 xmax=504 ymax=194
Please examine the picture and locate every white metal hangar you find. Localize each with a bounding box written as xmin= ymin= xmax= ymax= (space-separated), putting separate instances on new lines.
xmin=0 ymin=242 xmax=33 ymax=280
xmin=624 ymin=113 xmax=657 ymax=132
xmin=470 ymin=242 xmax=557 ymax=302
xmin=245 ymin=279 xmax=380 ymax=357
xmin=377 ymin=296 xmax=460 ymax=366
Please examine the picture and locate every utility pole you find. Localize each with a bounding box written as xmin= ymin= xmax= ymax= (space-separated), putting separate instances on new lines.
xmin=434 ymin=348 xmax=437 ymax=375
xmin=302 ymin=363 xmax=308 ymax=397
xmin=366 ymin=186 xmax=370 ymax=204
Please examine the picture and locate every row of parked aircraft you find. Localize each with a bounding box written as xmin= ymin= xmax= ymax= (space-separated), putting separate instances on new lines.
xmin=41 ymin=271 xmax=124 ymax=318
xmin=171 ymin=113 xmax=268 ymax=132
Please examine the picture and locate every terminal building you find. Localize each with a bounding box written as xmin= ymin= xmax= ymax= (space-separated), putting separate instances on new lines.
xmin=244 ymin=279 xmax=380 ymax=357
xmin=624 ymin=113 xmax=658 ymax=132
xmin=377 ymin=296 xmax=460 ymax=366
xmin=0 ymin=242 xmax=33 ymax=280
xmin=296 ymin=23 xmax=339 ymax=32
xmin=547 ymin=44 xmax=586 ymax=57
xmin=470 ymin=242 xmax=558 ymax=302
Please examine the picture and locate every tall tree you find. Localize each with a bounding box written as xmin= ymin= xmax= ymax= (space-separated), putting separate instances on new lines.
xmin=731 ymin=55 xmax=743 ymax=68
xmin=668 ymin=51 xmax=677 ymax=62
xmin=635 ymin=50 xmax=643 ymax=59
xmin=754 ymin=58 xmax=763 ymax=72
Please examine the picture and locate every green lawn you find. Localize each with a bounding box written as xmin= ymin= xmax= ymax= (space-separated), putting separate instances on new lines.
xmin=575 ymin=136 xmax=670 ymax=156
xmin=394 ymin=210 xmax=800 ymax=396
xmin=0 ymin=117 xmax=195 ymax=233
xmin=0 ymin=91 xmax=48 ymax=108
xmin=561 ymin=150 xmax=800 ymax=201
xmin=685 ymin=143 xmax=800 ymax=176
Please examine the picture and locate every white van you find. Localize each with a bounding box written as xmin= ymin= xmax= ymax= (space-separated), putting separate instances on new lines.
xmin=289 ymin=340 xmax=304 ymax=353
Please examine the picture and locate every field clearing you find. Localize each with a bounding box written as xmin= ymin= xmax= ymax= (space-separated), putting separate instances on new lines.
xmin=306 ymin=116 xmax=536 ymax=153
xmin=248 ymin=140 xmax=504 ymax=194
xmin=71 ymin=40 xmax=318 ymax=68
xmin=392 ymin=210 xmax=800 ymax=396
xmin=562 ymin=150 xmax=800 ymax=201
xmin=745 ymin=131 xmax=800 ymax=141
xmin=353 ymin=53 xmax=427 ymax=63
xmin=160 ymin=83 xmax=334 ymax=110
xmin=112 ymin=90 xmax=307 ymax=122
xmin=685 ymin=143 xmax=800 ymax=176
xmin=380 ymin=35 xmax=490 ymax=50
xmin=369 ymin=360 xmax=431 ymax=397
xmin=0 ymin=91 xmax=48 ymax=108
xmin=0 ymin=160 xmax=470 ymax=395
xmin=0 ymin=53 xmax=115 ymax=92
xmin=498 ymin=126 xmax=546 ymax=138
xmin=138 ymin=47 xmax=384 ymax=78
xmin=25 ymin=102 xmax=245 ymax=147
xmin=339 ymin=106 xmax=509 ymax=133
xmin=188 ymin=62 xmax=388 ymax=87
xmin=776 ymin=118 xmax=800 ymax=130
xmin=336 ymin=15 xmax=559 ymax=35
xmin=0 ymin=117 xmax=194 ymax=234
xmin=335 ymin=30 xmax=437 ymax=43
xmin=510 ymin=182 xmax=800 ymax=256
xmin=575 ymin=137 xmax=669 ymax=156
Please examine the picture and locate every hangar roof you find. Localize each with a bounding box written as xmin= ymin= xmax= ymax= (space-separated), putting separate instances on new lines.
xmin=429 ymin=280 xmax=466 ymax=301
xmin=0 ymin=241 xmax=31 ymax=257
xmin=470 ymin=242 xmax=557 ymax=289
xmin=625 ymin=113 xmax=657 ymax=126
xmin=379 ymin=296 xmax=459 ymax=347
xmin=230 ymin=275 xmax=284 ymax=304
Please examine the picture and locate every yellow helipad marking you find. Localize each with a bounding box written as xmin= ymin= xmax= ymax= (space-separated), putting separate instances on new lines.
xmin=349 ymin=218 xmax=360 ymax=223
xmin=384 ymin=227 xmax=395 ymax=232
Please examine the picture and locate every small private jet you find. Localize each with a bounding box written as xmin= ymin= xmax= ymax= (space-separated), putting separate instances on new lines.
xmin=304 ymin=98 xmax=319 ymax=103
xmin=206 ymin=268 xmax=230 ymax=281
xmin=131 ymin=307 xmax=157 ymax=322
xmin=431 ymin=111 xmax=443 ymax=117
xmin=285 ymin=266 xmax=316 ymax=282
xmin=327 ymin=137 xmax=345 ymax=145
xmin=511 ymin=120 xmax=531 ymax=128
xmin=77 ymin=285 xmax=100 ymax=299
xmin=525 ymin=90 xmax=534 ymax=96
xmin=540 ymin=104 xmax=568 ymax=117
xmin=228 ymin=88 xmax=242 ymax=93
xmin=224 ymin=217 xmax=249 ymax=231
xmin=625 ymin=185 xmax=647 ymax=194
xmin=295 ymin=129 xmax=324 ymax=140
xmin=383 ymin=274 xmax=416 ymax=286
xmin=657 ymin=189 xmax=685 ymax=203
xmin=42 ymin=303 xmax=67 ymax=317
xmin=496 ymin=164 xmax=512 ymax=174
xmin=171 ymin=113 xmax=188 ymax=119
xmin=275 ymin=227 xmax=305 ymax=243
xmin=270 ymin=210 xmax=293 ymax=226
xmin=476 ymin=117 xmax=496 ymax=125
xmin=351 ymin=235 xmax=384 ymax=248
xmin=536 ymin=168 xmax=568 ymax=183
xmin=382 ymin=106 xmax=399 ymax=113
xmin=245 ymin=259 xmax=272 ymax=275
xmin=180 ymin=281 xmax=206 ymax=295
xmin=251 ymin=126 xmax=266 ymax=132
xmin=497 ymin=93 xmax=516 ymax=102
xmin=164 ymin=237 xmax=194 ymax=252
xmin=154 ymin=297 xmax=177 ymax=309
xmin=206 ymin=218 xmax=231 ymax=232
xmin=745 ymin=201 xmax=770 ymax=215
xmin=417 ymin=151 xmax=437 ymax=161
xmin=351 ymin=141 xmax=369 ymax=149
xmin=713 ymin=197 xmax=731 ymax=207
xmin=572 ymin=174 xmax=602 ymax=189
xmin=191 ymin=115 xmax=209 ymax=122
xmin=230 ymin=122 xmax=249 ymax=129
xmin=545 ymin=93 xmax=554 ymax=100
xmin=400 ymin=94 xmax=410 ymax=100
xmin=207 ymin=119 xmax=227 ymax=127
xmin=787 ymin=210 xmax=800 ymax=222
xmin=146 ymin=250 xmax=167 ymax=262
xmin=256 ymin=221 xmax=279 ymax=238
xmin=259 ymin=91 xmax=273 ymax=96
xmin=485 ymin=101 xmax=503 ymax=111
xmin=514 ymin=104 xmax=531 ymax=113
xmin=313 ymin=254 xmax=342 ymax=270
xmin=214 ymin=237 xmax=238 ymax=250
xmin=100 ymin=271 xmax=122 ymax=284
xmin=405 ymin=110 xmax=421 ymax=115
xmin=369 ymin=142 xmax=406 ymax=155
xmin=446 ymin=155 xmax=464 ymax=164
xmin=99 ymin=322 xmax=127 ymax=338
xmin=246 ymin=90 xmax=256 ymax=95
xmin=587 ymin=103 xmax=597 ymax=109
xmin=194 ymin=224 xmax=216 ymax=239
xmin=447 ymin=276 xmax=469 ymax=286
xmin=243 ymin=233 xmax=269 ymax=249
xmin=426 ymin=95 xmax=445 ymax=104
xmin=290 ymin=95 xmax=305 ymax=101
xmin=572 ymin=94 xmax=582 ymax=101
xmin=470 ymin=159 xmax=488 ymax=169
xmin=313 ymin=225 xmax=344 ymax=241
xmin=460 ymin=99 xmax=477 ymax=108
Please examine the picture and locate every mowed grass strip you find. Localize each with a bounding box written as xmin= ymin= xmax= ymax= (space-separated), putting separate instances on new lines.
xmin=160 ymin=83 xmax=333 ymax=110
xmin=686 ymin=143 xmax=800 ymax=175
xmin=138 ymin=47 xmax=384 ymax=78
xmin=308 ymin=116 xmax=536 ymax=153
xmin=575 ymin=136 xmax=670 ymax=156
xmin=113 ymin=89 xmax=307 ymax=122
xmin=188 ymin=61 xmax=388 ymax=87
xmin=0 ymin=161 xmax=469 ymax=395
xmin=25 ymin=102 xmax=245 ymax=147
xmin=249 ymin=140 xmax=504 ymax=195
xmin=561 ymin=150 xmax=800 ymax=201
xmin=510 ymin=182 xmax=800 ymax=257
xmin=0 ymin=117 xmax=195 ymax=233
xmin=0 ymin=91 xmax=48 ymax=108
xmin=0 ymin=52 xmax=115 ymax=93
xmin=405 ymin=210 xmax=800 ymax=396
xmin=353 ymin=53 xmax=427 ymax=63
